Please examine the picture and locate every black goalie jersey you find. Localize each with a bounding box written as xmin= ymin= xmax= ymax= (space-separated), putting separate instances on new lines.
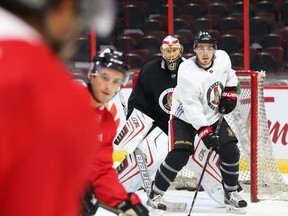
xmin=127 ymin=58 xmax=184 ymax=134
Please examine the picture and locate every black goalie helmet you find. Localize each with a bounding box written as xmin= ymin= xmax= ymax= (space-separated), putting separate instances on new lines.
xmin=160 ymin=35 xmax=183 ymax=72
xmin=193 ymin=31 xmax=217 ymax=50
xmin=89 ymin=48 xmax=130 ymax=85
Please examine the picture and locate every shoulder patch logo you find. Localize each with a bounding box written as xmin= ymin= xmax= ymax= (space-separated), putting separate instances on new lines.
xmin=227 ymin=127 xmax=235 ymax=137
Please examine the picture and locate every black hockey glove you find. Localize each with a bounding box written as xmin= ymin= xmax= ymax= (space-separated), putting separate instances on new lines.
xmin=117 ymin=193 xmax=149 ymax=216
xmin=82 ymin=185 xmax=99 ymax=216
xmin=197 ymin=126 xmax=220 ymax=153
xmin=218 ymin=86 xmax=238 ymax=114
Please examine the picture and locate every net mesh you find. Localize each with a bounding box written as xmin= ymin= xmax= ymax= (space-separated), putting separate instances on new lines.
xmin=170 ymin=70 xmax=288 ymax=201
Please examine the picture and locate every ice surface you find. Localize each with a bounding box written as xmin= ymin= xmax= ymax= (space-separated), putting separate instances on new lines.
xmin=96 ymin=174 xmax=288 ymax=215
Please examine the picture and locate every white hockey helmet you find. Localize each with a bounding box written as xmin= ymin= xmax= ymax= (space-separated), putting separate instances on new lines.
xmin=160 ymin=35 xmax=183 ymax=72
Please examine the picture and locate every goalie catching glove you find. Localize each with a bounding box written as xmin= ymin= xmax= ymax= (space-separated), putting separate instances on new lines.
xmin=197 ymin=126 xmax=220 ymax=153
xmin=117 ymin=193 xmax=149 ymax=216
xmin=218 ymin=86 xmax=237 ymax=114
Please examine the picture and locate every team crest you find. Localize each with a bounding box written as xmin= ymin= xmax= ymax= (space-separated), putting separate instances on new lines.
xmin=159 ymin=88 xmax=174 ymax=114
xmin=207 ymin=82 xmax=224 ymax=110
xmin=226 ymin=127 xmax=235 ymax=136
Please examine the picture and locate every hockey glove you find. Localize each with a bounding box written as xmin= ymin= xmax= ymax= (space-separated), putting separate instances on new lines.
xmin=82 ymin=185 xmax=99 ymax=216
xmin=218 ymin=86 xmax=237 ymax=114
xmin=117 ymin=193 xmax=149 ymax=216
xmin=198 ymin=126 xmax=220 ymax=153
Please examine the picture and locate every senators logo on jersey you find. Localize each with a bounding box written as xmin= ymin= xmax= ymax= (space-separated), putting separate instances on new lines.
xmin=159 ymin=88 xmax=174 ymax=114
xmin=207 ymin=82 xmax=224 ymax=110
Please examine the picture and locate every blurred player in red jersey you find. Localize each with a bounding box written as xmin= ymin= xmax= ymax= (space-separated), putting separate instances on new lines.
xmin=0 ymin=1 xmax=124 ymax=216
xmin=80 ymin=48 xmax=149 ymax=216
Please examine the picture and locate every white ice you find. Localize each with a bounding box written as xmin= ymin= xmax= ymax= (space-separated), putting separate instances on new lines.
xmin=96 ymin=174 xmax=288 ymax=216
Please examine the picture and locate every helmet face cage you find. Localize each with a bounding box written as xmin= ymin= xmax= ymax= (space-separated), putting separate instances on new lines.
xmin=90 ymin=48 xmax=130 ymax=85
xmin=193 ymin=31 xmax=217 ymax=50
xmin=160 ymin=35 xmax=183 ymax=72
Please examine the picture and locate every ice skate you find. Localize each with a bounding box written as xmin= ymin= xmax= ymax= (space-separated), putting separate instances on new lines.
xmin=147 ymin=190 xmax=187 ymax=212
xmin=225 ymin=190 xmax=247 ymax=214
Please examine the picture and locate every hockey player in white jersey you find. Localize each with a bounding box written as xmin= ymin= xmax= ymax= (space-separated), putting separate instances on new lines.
xmin=148 ymin=31 xmax=247 ymax=213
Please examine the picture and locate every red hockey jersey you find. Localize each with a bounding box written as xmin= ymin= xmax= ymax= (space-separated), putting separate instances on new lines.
xmin=90 ymin=105 xmax=129 ymax=207
xmin=75 ymin=83 xmax=130 ymax=207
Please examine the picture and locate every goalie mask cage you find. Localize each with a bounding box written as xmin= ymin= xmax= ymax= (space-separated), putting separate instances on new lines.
xmin=172 ymin=70 xmax=288 ymax=203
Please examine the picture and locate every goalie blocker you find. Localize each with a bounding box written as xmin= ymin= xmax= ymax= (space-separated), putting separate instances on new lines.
xmin=114 ymin=109 xmax=225 ymax=206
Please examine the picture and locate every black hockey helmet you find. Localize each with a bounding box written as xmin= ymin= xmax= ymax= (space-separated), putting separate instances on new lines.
xmin=90 ymin=48 xmax=130 ymax=85
xmin=193 ymin=31 xmax=217 ymax=50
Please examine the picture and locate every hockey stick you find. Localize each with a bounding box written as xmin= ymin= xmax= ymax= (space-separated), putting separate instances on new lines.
xmin=118 ymin=89 xmax=156 ymax=207
xmin=118 ymin=88 xmax=128 ymax=116
xmin=83 ymin=185 xmax=125 ymax=216
xmin=98 ymin=202 xmax=125 ymax=216
xmin=187 ymin=113 xmax=225 ymax=216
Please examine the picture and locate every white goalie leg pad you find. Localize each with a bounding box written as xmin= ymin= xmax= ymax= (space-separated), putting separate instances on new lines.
xmin=113 ymin=108 xmax=154 ymax=154
xmin=138 ymin=127 xmax=169 ymax=179
xmin=186 ymin=137 xmax=225 ymax=205
xmin=117 ymin=127 xmax=169 ymax=192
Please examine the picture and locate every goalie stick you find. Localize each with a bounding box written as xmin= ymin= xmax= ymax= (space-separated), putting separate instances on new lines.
xmin=117 ymin=89 xmax=156 ymax=208
xmin=187 ymin=112 xmax=225 ymax=216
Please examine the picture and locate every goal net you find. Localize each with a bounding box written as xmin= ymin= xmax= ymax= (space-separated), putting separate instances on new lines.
xmin=171 ymin=70 xmax=288 ymax=202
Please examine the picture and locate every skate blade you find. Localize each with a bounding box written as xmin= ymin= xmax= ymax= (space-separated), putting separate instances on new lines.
xmin=147 ymin=200 xmax=187 ymax=212
xmin=226 ymin=205 xmax=247 ymax=214
xmin=147 ymin=201 xmax=187 ymax=212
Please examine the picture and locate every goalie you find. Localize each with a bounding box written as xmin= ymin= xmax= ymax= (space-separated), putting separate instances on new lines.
xmin=114 ymin=35 xmax=184 ymax=193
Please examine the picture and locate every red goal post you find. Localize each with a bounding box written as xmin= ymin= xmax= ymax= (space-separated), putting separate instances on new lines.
xmin=235 ymin=70 xmax=260 ymax=202
xmin=231 ymin=70 xmax=288 ymax=202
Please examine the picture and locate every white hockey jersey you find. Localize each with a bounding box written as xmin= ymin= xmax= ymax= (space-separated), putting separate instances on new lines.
xmin=171 ymin=50 xmax=238 ymax=130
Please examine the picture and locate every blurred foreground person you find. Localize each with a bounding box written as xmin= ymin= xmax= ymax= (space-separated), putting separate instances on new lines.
xmin=0 ymin=1 xmax=116 ymax=216
xmin=80 ymin=48 xmax=149 ymax=216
